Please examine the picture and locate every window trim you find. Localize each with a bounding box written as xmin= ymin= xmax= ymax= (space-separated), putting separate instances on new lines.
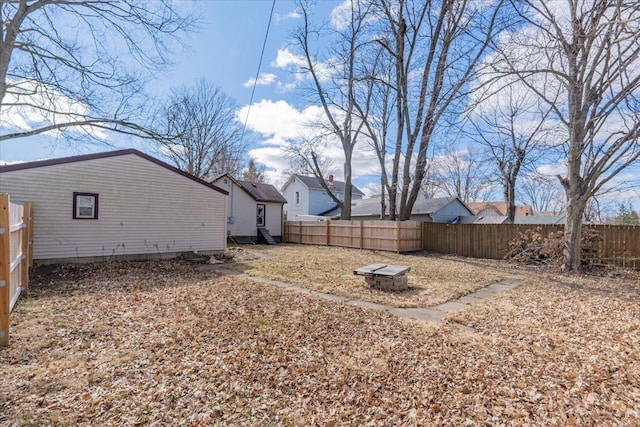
xmin=73 ymin=192 xmax=99 ymax=220
xmin=257 ymin=203 xmax=265 ymax=227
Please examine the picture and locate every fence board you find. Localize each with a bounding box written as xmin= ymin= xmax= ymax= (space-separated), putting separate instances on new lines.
xmin=423 ymin=222 xmax=640 ymax=268
xmin=0 ymin=194 xmax=32 ymax=347
xmin=284 ymin=220 xmax=422 ymax=253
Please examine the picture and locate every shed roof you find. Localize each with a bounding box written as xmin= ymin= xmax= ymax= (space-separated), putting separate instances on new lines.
xmin=0 ymin=149 xmax=228 ymax=195
xmin=237 ymin=179 xmax=287 ymax=204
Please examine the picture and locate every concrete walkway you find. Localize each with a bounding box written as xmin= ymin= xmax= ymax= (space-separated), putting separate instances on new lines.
xmin=209 ymin=266 xmax=523 ymax=327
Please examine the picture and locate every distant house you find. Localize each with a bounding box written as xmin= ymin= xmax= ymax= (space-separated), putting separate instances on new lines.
xmin=281 ymin=174 xmax=365 ymax=220
xmin=467 ymin=201 xmax=534 ymax=217
xmin=212 ymin=174 xmax=287 ymax=242
xmin=324 ymin=195 xmax=474 ymax=223
xmin=0 ymin=149 xmax=228 ymax=264
xmin=455 ymin=215 xmax=511 ymax=224
xmin=513 ymin=214 xmax=566 ymax=225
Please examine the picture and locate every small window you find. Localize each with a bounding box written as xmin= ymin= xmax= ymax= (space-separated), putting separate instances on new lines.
xmin=295 ymin=191 xmax=300 ymax=205
xmin=73 ymin=192 xmax=99 ymax=219
xmin=257 ymin=204 xmax=265 ymax=227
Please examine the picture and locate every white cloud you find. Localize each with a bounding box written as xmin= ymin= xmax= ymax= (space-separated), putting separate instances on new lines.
xmin=272 ymin=48 xmax=306 ymax=69
xmin=330 ymin=0 xmax=353 ymax=31
xmin=238 ymin=99 xmax=381 ymax=187
xmin=0 ymin=160 xmax=26 ymax=166
xmin=242 ymin=73 xmax=277 ymax=88
xmin=274 ymin=10 xmax=301 ymax=23
xmin=0 ymin=79 xmax=108 ymax=140
xmin=536 ymin=161 xmax=566 ymax=177
xmin=270 ymin=48 xmax=335 ymax=91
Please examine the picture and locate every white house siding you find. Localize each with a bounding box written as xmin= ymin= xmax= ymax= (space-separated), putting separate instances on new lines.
xmin=430 ymin=200 xmax=471 ymax=223
xmin=215 ymin=178 xmax=283 ymax=238
xmin=263 ymin=202 xmax=283 ymax=237
xmin=308 ymin=189 xmax=338 ymax=215
xmin=282 ymin=178 xmax=309 ymax=220
xmin=0 ymin=154 xmax=226 ymax=262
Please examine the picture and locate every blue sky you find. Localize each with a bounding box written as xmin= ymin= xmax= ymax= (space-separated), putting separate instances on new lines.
xmin=0 ymin=1 xmax=352 ymax=186
xmin=1 ymin=0 xmax=638 ymax=209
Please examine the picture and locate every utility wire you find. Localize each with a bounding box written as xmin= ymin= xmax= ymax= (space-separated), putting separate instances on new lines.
xmin=240 ymin=0 xmax=276 ymax=144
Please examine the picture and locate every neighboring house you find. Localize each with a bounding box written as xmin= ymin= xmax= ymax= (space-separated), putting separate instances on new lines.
xmin=455 ymin=215 xmax=511 ymax=224
xmin=0 ymin=149 xmax=228 ymax=264
xmin=324 ymin=195 xmax=474 ymax=223
xmin=514 ymin=214 xmax=566 ymax=225
xmin=281 ymin=174 xmax=365 ymax=220
xmin=467 ymin=201 xmax=534 ymax=217
xmin=212 ymin=174 xmax=287 ymax=242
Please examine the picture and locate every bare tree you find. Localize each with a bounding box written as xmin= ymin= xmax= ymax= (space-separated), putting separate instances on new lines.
xmin=243 ymin=159 xmax=266 ymax=183
xmin=286 ymin=135 xmax=344 ymax=208
xmin=430 ymin=146 xmax=490 ymax=204
xmin=292 ymin=0 xmax=372 ymax=219
xmin=154 ymin=79 xmax=245 ymax=180
xmin=0 ymin=1 xmax=193 ymax=142
xmin=518 ymin=174 xmax=565 ymax=214
xmin=373 ymin=0 xmax=511 ymax=220
xmin=494 ymin=0 xmax=640 ymax=270
xmin=356 ymin=46 xmax=395 ymax=219
xmin=467 ymin=86 xmax=559 ymax=222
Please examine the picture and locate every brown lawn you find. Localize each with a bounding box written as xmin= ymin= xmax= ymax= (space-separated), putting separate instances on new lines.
xmin=225 ymin=244 xmax=522 ymax=307
xmin=1 ymin=246 xmax=638 ymax=425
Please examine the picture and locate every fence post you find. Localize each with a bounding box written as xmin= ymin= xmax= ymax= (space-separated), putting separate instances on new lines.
xmin=21 ymin=202 xmax=32 ymax=296
xmin=325 ymin=220 xmax=330 ymax=246
xmin=396 ymin=221 xmax=401 ymax=253
xmin=360 ymin=221 xmax=364 ymax=249
xmin=0 ymin=194 xmax=10 ymax=347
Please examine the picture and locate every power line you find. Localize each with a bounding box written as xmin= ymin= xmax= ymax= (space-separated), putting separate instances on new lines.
xmin=240 ymin=0 xmax=276 ymax=144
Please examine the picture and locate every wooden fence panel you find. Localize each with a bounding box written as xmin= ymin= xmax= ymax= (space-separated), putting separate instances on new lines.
xmin=422 ymin=222 xmax=640 ymax=268
xmin=284 ymin=220 xmax=422 ymax=252
xmin=0 ymin=194 xmax=32 ymax=347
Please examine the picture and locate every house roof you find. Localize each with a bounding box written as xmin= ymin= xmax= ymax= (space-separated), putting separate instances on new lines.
xmin=214 ymin=173 xmax=286 ymax=203
xmin=514 ymin=214 xmax=566 ymax=225
xmin=286 ymin=174 xmax=365 ymax=196
xmin=455 ymin=215 xmax=511 ymax=224
xmin=467 ymin=201 xmax=533 ymax=217
xmin=238 ymin=180 xmax=287 ymax=204
xmin=0 ymin=149 xmax=229 ymax=195
xmin=325 ymin=195 xmax=472 ymax=218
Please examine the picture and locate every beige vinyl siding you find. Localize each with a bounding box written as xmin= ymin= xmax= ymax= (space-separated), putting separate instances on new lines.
xmin=0 ymin=154 xmax=226 ymax=261
xmin=213 ymin=177 xmax=283 ymax=237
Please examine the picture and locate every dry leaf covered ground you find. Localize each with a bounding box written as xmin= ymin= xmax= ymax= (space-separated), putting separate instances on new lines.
xmin=1 ymin=247 xmax=639 ymax=425
xmin=225 ymin=244 xmax=520 ymax=307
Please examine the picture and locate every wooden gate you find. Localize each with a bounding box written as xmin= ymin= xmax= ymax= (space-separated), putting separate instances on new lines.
xmin=0 ymin=194 xmax=33 ymax=347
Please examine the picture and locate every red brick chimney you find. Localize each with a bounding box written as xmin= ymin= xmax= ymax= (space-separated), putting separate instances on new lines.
xmin=328 ymin=174 xmax=334 ymax=183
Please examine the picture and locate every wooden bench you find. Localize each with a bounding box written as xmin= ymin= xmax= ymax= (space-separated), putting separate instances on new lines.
xmin=353 ymin=264 xmax=411 ymax=291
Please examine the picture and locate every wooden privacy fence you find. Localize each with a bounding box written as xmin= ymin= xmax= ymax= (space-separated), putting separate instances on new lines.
xmin=423 ymin=223 xmax=640 ymax=268
xmin=0 ymin=194 xmax=33 ymax=347
xmin=284 ymin=220 xmax=423 ymax=252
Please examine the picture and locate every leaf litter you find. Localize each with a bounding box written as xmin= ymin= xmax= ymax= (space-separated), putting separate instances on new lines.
xmin=0 ymin=248 xmax=638 ymax=425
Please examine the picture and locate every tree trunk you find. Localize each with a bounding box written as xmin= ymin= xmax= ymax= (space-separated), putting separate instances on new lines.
xmin=563 ymin=197 xmax=586 ymax=272
xmin=505 ymin=178 xmax=516 ymax=223
xmin=380 ymin=178 xmax=387 ymax=220
xmin=341 ymin=158 xmax=353 ymax=220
